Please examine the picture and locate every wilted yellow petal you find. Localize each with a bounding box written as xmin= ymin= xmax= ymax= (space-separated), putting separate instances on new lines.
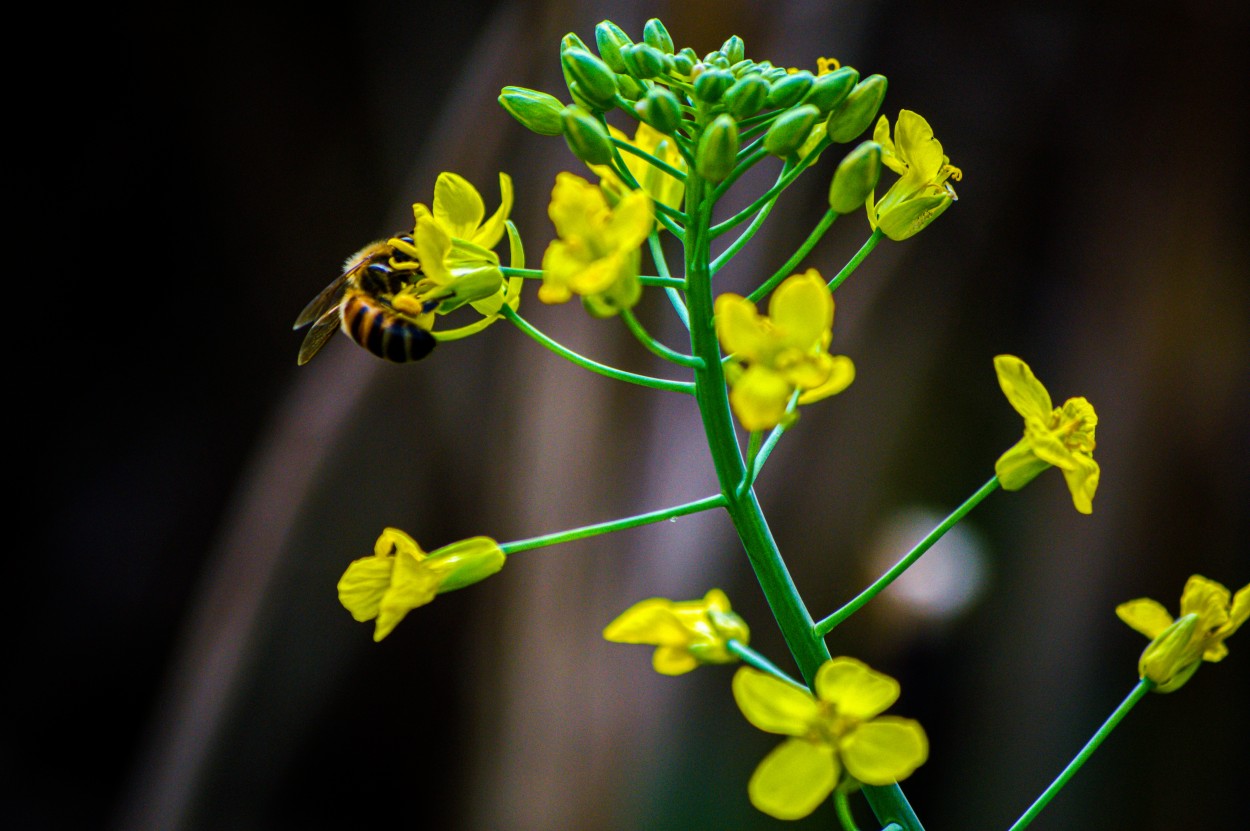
xmin=994 ymin=355 xmax=1054 ymax=420
xmin=603 ymin=600 xmax=691 ymax=646
xmin=336 ymin=557 xmax=393 ymax=623
xmin=748 ymin=738 xmax=838 ymax=821
xmin=1116 ymin=598 xmax=1175 ymax=640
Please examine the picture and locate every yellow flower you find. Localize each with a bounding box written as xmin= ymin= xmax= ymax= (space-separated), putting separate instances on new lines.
xmin=868 ymin=110 xmax=962 ymax=240
xmin=389 ymin=172 xmax=514 ymax=318
xmin=588 ymin=122 xmax=685 ymax=218
xmin=715 ymin=270 xmax=854 ymax=431
xmin=603 ymin=589 xmax=749 ymax=675
xmin=540 ymin=172 xmax=653 ymax=316
xmin=1116 ymin=575 xmax=1250 ymax=692
xmin=993 ymin=355 xmax=1100 ymax=514
xmin=337 ymin=528 xmax=505 ymax=641
xmin=734 ymin=657 xmax=928 ymax=820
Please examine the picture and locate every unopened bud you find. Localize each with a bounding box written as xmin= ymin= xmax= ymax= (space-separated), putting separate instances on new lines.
xmin=594 ymin=20 xmax=632 ymax=73
xmin=642 ymin=18 xmax=674 ymax=54
xmin=826 ymin=74 xmax=888 ymax=143
xmin=828 ymin=141 xmax=883 ymax=213
xmin=562 ymin=105 xmax=615 ymax=165
xmin=562 ymin=47 xmax=619 ymax=111
xmin=561 ymin=32 xmax=590 ymax=53
xmin=696 ymin=114 xmax=740 ymax=181
xmin=721 ymin=35 xmax=745 ymax=65
xmin=763 ymin=105 xmax=821 ymax=157
xmin=766 ymin=72 xmax=813 ymax=109
xmin=498 ymin=87 xmax=565 ymax=136
xmin=622 ymin=42 xmax=667 ymax=79
xmin=636 ymin=87 xmax=682 ymax=134
xmin=803 ymin=66 xmax=858 ymax=112
xmin=726 ymin=75 xmax=770 ymax=119
xmin=694 ymin=68 xmax=734 ymax=103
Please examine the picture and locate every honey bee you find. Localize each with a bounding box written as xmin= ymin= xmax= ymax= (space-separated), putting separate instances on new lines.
xmin=293 ymin=239 xmax=437 ymax=365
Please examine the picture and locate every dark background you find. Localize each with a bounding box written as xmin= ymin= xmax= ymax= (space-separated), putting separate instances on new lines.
xmin=21 ymin=1 xmax=1247 ymax=829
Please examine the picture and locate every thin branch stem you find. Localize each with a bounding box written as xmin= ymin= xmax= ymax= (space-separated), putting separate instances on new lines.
xmin=500 ymin=495 xmax=727 ymax=554
xmin=827 ymin=228 xmax=884 ymax=292
xmin=748 ymin=208 xmax=838 ymax=302
xmin=620 ymin=308 xmax=703 ymax=368
xmin=502 ymin=306 xmax=694 ymax=394
xmin=1005 ymin=679 xmax=1154 ymax=831
xmin=610 ymin=136 xmax=688 ymax=182
xmin=726 ymin=639 xmax=806 ymax=690
xmin=711 ymin=195 xmax=779 ymax=275
xmin=500 ymin=267 xmax=684 ymax=290
xmin=813 ymin=477 xmax=1001 ymax=637
xmin=648 ymin=234 xmax=691 ymax=330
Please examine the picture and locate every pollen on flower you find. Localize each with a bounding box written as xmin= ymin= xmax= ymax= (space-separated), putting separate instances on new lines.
xmin=816 ymin=56 xmax=841 ymax=75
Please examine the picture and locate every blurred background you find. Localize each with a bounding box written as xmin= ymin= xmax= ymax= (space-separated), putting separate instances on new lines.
xmin=24 ymin=0 xmax=1247 ymax=829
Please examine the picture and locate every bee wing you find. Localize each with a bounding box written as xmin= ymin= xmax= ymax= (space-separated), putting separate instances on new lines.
xmin=293 ymin=272 xmax=349 ymax=330
xmin=297 ymin=306 xmax=345 ymax=365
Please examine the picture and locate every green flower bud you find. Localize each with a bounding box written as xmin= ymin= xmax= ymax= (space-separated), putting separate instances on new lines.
xmin=622 ymin=42 xmax=667 ymax=79
xmin=430 ymin=264 xmax=505 ymax=313
xmin=1139 ymin=614 xmax=1203 ymax=693
xmin=729 ymin=59 xmax=754 ymax=76
xmin=635 ymin=87 xmax=682 ymax=134
xmin=670 ymin=52 xmax=695 ymax=76
xmin=828 ymin=140 xmax=883 ymax=214
xmin=766 ymin=72 xmax=813 ymax=108
xmin=428 ymin=537 xmax=506 ymax=593
xmin=803 ymin=66 xmax=859 ymax=112
xmin=642 ymin=18 xmax=674 ymax=54
xmin=561 ymin=47 xmax=619 ymax=111
xmin=721 ymin=35 xmax=745 ymax=65
xmin=562 ymin=105 xmax=614 ymax=165
xmin=706 ymin=51 xmax=731 ymax=69
xmin=498 ymin=86 xmax=565 ymax=136
xmin=876 ymin=191 xmax=952 ymax=240
xmin=726 ymin=75 xmax=770 ymax=119
xmin=693 ymin=68 xmax=734 ymax=104
xmin=594 ymin=20 xmax=632 ymax=73
xmin=696 ymin=114 xmax=740 ymax=181
xmin=561 ymin=32 xmax=590 ymax=53
xmin=678 ymin=46 xmax=698 ymax=64
xmin=826 ymin=74 xmax=888 ymax=143
xmin=763 ymin=104 xmax=821 ymax=157
xmin=615 ymin=74 xmax=645 ymax=102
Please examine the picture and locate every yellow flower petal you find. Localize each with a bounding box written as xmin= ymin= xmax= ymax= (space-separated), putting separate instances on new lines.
xmin=432 ymin=172 xmax=486 ymax=241
xmin=336 ymin=556 xmax=393 ymax=623
xmin=653 ymin=646 xmax=701 ymax=675
xmin=1115 ymin=598 xmax=1175 ymax=640
xmin=729 ymin=365 xmax=794 ymax=432
xmin=603 ymin=600 xmax=692 ymax=646
xmin=815 ymin=656 xmax=900 ymax=719
xmin=748 ymin=738 xmax=838 ymax=821
xmin=840 ymin=716 xmax=929 ymax=785
xmin=797 ymin=355 xmax=855 ymax=405
xmin=1059 ymin=454 xmax=1100 ymax=515
xmin=768 ymin=269 xmax=833 ymax=352
xmin=733 ymin=667 xmax=820 ymax=736
xmin=714 ymin=294 xmax=769 ymax=360
xmin=474 ymin=172 xmax=513 ymax=249
xmin=994 ymin=355 xmax=1054 ymax=421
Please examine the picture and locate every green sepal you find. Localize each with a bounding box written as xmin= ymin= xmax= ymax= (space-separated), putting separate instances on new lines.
xmin=721 ymin=35 xmax=745 ymax=65
xmin=636 ymin=87 xmax=682 ymax=134
xmin=803 ymin=66 xmax=859 ymax=112
xmin=696 ymin=114 xmax=740 ymax=181
xmin=560 ymin=32 xmax=590 ymax=53
xmin=594 ymin=20 xmax=632 ymax=73
xmin=766 ymin=72 xmax=813 ymax=109
xmin=877 ymin=192 xmax=953 ymax=240
xmin=763 ymin=105 xmax=820 ymax=157
xmin=427 ymin=537 xmax=506 ymax=594
xmin=729 ymin=59 xmax=754 ymax=76
xmin=642 ymin=18 xmax=674 ymax=54
xmin=561 ymin=105 xmax=615 ymax=165
xmin=561 ymin=48 xmax=619 ymax=111
xmin=616 ymin=74 xmax=645 ymax=101
xmin=622 ymin=42 xmax=666 ymax=79
xmin=726 ymin=75 xmax=770 ymax=119
xmin=828 ymin=140 xmax=882 ymax=214
xmin=826 ymin=74 xmax=888 ymax=143
xmin=498 ymin=86 xmax=565 ymax=136
xmin=694 ymin=68 xmax=734 ymax=104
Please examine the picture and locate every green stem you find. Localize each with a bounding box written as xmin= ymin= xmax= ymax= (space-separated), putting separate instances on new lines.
xmin=710 ymin=137 xmax=830 ymax=238
xmin=827 ymin=228 xmax=884 ymax=292
xmin=1006 ymin=678 xmax=1154 ymax=831
xmin=813 ymin=476 xmax=1000 ymax=637
xmin=610 ymin=136 xmax=688 ymax=182
xmin=500 ymin=494 xmax=726 ymax=554
xmin=600 ymin=113 xmax=685 ymax=241
xmin=710 ymin=195 xmax=778 ymax=276
xmin=500 ymin=267 xmax=684 ymax=290
xmin=690 ymin=162 xmax=925 ymax=831
xmin=502 ymin=306 xmax=694 ymax=395
xmin=620 ymin=308 xmax=703 ymax=368
xmin=747 ymin=208 xmax=839 ymax=302
xmin=834 ymin=791 xmax=862 ymax=831
xmin=709 ymin=146 xmax=770 ymax=206
xmin=647 ymin=233 xmax=690 ymax=330
xmin=725 ymin=639 xmax=807 ymax=690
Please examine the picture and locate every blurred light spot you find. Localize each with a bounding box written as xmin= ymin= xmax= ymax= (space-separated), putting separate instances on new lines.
xmin=868 ymin=507 xmax=990 ymax=622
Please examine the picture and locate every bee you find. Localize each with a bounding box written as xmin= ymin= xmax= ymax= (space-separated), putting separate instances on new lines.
xmin=293 ymin=239 xmax=437 ymax=365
